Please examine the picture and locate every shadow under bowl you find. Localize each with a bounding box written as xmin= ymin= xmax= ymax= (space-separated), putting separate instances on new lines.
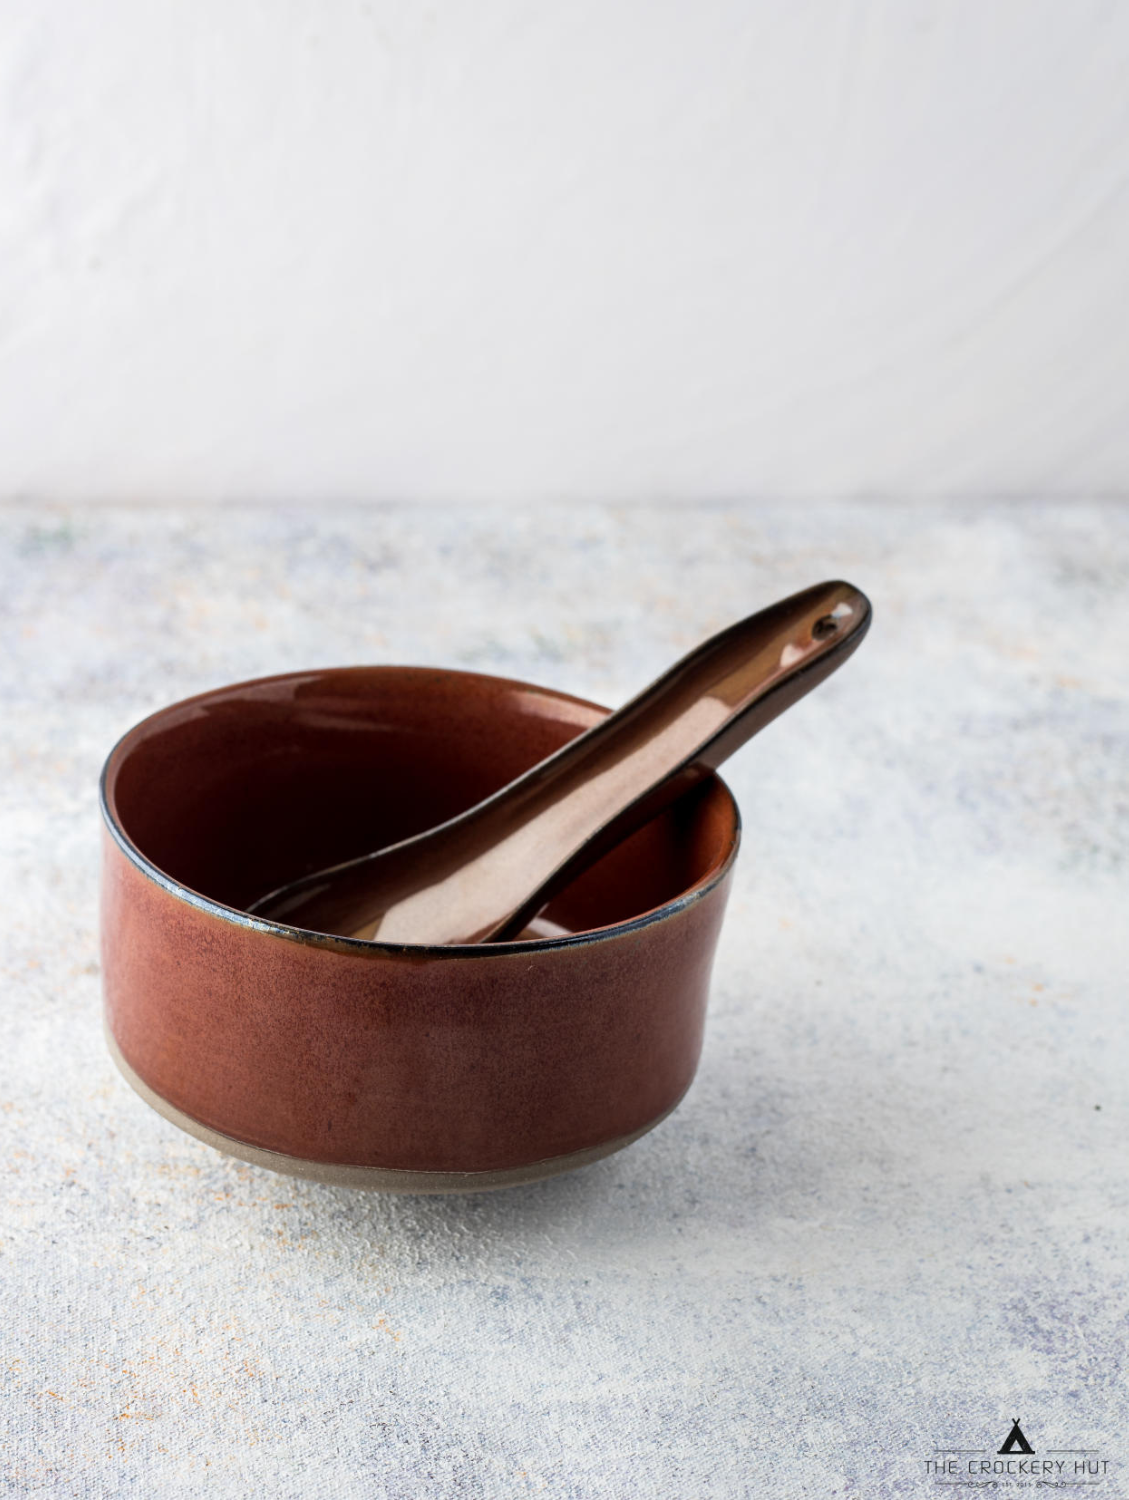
xmin=100 ymin=666 xmax=740 ymax=1192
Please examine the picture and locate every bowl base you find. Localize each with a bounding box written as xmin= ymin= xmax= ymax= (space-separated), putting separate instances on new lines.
xmin=105 ymin=1025 xmax=681 ymax=1194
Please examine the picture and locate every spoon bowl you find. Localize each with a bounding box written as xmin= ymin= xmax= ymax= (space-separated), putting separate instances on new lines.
xmin=100 ymin=665 xmax=740 ymax=1189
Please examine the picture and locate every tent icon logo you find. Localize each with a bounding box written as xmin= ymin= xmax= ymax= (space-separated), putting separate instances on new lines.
xmin=998 ymin=1418 xmax=1034 ymax=1455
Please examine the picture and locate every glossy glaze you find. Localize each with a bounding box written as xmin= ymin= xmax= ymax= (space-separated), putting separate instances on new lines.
xmin=100 ymin=667 xmax=740 ymax=1187
xmin=250 ymin=581 xmax=870 ymax=944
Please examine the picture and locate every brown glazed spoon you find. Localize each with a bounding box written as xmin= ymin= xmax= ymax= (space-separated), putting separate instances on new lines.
xmin=248 ymin=580 xmax=871 ymax=945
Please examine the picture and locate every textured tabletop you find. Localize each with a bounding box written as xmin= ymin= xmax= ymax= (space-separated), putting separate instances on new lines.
xmin=2 ymin=500 xmax=1126 ymax=1499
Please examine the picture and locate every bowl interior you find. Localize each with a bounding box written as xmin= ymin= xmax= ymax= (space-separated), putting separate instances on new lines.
xmin=104 ymin=666 xmax=739 ymax=938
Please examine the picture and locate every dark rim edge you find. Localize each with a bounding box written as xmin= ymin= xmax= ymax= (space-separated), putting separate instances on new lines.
xmin=98 ymin=667 xmax=742 ymax=960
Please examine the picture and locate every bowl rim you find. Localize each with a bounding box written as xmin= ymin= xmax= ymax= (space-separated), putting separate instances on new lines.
xmin=100 ymin=663 xmax=742 ymax=959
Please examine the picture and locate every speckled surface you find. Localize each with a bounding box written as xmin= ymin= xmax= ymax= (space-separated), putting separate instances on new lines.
xmin=2 ymin=500 xmax=1126 ymax=1498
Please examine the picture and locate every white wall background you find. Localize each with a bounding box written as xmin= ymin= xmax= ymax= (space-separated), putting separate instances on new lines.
xmin=2 ymin=0 xmax=1128 ymax=504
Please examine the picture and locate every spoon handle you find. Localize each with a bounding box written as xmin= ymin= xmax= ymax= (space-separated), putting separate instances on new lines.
xmin=304 ymin=579 xmax=869 ymax=944
xmin=470 ymin=578 xmax=870 ymax=941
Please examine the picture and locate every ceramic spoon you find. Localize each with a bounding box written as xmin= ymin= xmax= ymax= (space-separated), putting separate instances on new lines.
xmin=248 ymin=580 xmax=871 ymax=944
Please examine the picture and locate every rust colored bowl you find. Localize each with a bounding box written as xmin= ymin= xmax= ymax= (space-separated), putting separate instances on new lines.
xmin=100 ymin=666 xmax=740 ymax=1192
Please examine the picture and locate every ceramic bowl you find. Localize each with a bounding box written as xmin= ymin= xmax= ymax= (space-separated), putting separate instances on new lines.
xmin=100 ymin=666 xmax=740 ymax=1192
